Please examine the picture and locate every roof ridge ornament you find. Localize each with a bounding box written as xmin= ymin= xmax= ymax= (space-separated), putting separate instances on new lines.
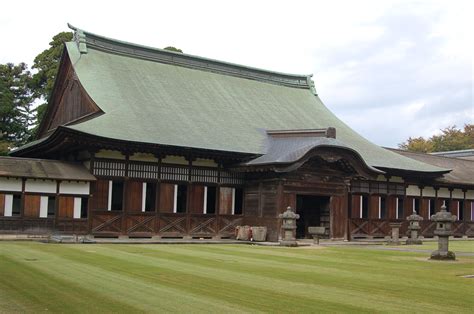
xmin=307 ymin=75 xmax=317 ymax=96
xmin=68 ymin=23 xmax=87 ymax=54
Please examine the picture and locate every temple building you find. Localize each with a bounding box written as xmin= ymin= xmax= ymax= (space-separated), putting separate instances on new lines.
xmin=1 ymin=25 xmax=473 ymax=241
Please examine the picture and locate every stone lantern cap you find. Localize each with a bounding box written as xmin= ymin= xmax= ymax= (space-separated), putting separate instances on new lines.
xmin=407 ymin=209 xmax=423 ymax=222
xmin=431 ymin=205 xmax=456 ymax=222
xmin=279 ymin=206 xmax=300 ymax=219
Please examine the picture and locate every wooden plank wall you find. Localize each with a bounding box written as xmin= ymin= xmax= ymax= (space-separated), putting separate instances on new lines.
xmin=0 ymin=193 xmax=4 ymax=216
xmin=387 ymin=196 xmax=397 ymax=219
xmin=450 ymin=200 xmax=458 ymax=216
xmin=244 ymin=185 xmax=260 ymax=216
xmin=159 ymin=183 xmax=174 ymax=213
xmin=59 ymin=196 xmax=74 ymax=218
xmin=282 ymin=192 xmax=296 ymax=211
xmin=91 ymin=179 xmax=109 ymax=210
xmin=420 ymin=199 xmax=429 ymax=219
xmin=261 ymin=185 xmax=277 ymax=218
xmin=330 ymin=194 xmax=347 ymax=239
xmin=189 ymin=185 xmax=205 ymax=214
xmin=126 ymin=181 xmax=143 ymax=212
xmin=43 ymin=56 xmax=101 ymax=135
xmin=219 ymin=187 xmax=233 ymax=214
xmin=405 ymin=196 xmax=414 ymax=217
xmin=24 ymin=195 xmax=41 ymax=217
xmin=351 ymin=195 xmax=361 ymax=218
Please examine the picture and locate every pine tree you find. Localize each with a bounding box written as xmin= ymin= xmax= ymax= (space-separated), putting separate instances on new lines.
xmin=0 ymin=63 xmax=34 ymax=153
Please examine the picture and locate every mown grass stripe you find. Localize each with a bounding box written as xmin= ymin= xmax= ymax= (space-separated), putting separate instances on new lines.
xmin=0 ymin=255 xmax=139 ymax=313
xmin=0 ymin=242 xmax=473 ymax=313
xmin=1 ymin=244 xmax=253 ymax=313
xmin=54 ymin=245 xmax=365 ymax=313
xmin=67 ymin=244 xmax=472 ymax=313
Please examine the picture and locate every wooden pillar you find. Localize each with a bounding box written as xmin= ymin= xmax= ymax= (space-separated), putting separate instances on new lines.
xmin=20 ymin=178 xmax=26 ymax=231
xmin=120 ymin=153 xmax=130 ymax=237
xmin=54 ymin=180 xmax=61 ymax=229
xmin=462 ymin=189 xmax=467 ymax=222
xmin=87 ymin=150 xmax=96 ymax=235
xmin=419 ymin=185 xmax=427 ymax=219
xmin=347 ymin=190 xmax=352 ymax=241
xmin=434 ymin=187 xmax=439 ymax=211
xmin=184 ymin=156 xmax=193 ymax=238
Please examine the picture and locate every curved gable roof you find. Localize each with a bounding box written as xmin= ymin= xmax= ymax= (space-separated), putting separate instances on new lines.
xmin=16 ymin=25 xmax=448 ymax=175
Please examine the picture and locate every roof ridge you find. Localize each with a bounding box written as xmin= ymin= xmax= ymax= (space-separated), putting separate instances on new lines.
xmin=385 ymin=147 xmax=474 ymax=163
xmin=67 ymin=24 xmax=316 ymax=91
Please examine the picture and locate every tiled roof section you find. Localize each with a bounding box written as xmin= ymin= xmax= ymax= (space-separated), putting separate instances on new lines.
xmin=244 ymin=135 xmax=382 ymax=173
xmin=13 ymin=25 xmax=449 ymax=175
xmin=67 ymin=24 xmax=314 ymax=91
xmin=0 ymin=157 xmax=95 ymax=181
xmin=388 ymin=148 xmax=474 ymax=186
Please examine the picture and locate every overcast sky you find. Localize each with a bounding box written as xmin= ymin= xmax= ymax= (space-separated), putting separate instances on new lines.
xmin=1 ymin=0 xmax=472 ymax=148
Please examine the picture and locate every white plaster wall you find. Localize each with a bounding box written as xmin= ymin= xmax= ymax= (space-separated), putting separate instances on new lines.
xmin=25 ymin=180 xmax=56 ymax=193
xmin=438 ymin=187 xmax=450 ymax=198
xmin=95 ymin=149 xmax=125 ymax=160
xmin=452 ymin=189 xmax=464 ymax=199
xmin=130 ymin=153 xmax=158 ymax=162
xmin=466 ymin=190 xmax=474 ymax=200
xmin=60 ymin=181 xmax=90 ymax=195
xmin=390 ymin=176 xmax=404 ymax=183
xmin=423 ymin=187 xmax=436 ymax=197
xmin=73 ymin=197 xmax=81 ymax=219
xmin=193 ymin=158 xmax=218 ymax=167
xmin=39 ymin=196 xmax=48 ymax=218
xmin=142 ymin=182 xmax=147 ymax=212
xmin=162 ymin=156 xmax=188 ymax=165
xmin=4 ymin=194 xmax=13 ymax=216
xmin=406 ymin=185 xmax=420 ymax=196
xmin=376 ymin=175 xmax=386 ymax=182
xmin=107 ymin=180 xmax=112 ymax=211
xmin=0 ymin=177 xmax=22 ymax=192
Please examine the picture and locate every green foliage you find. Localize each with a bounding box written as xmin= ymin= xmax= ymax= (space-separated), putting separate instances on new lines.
xmin=163 ymin=46 xmax=183 ymax=53
xmin=30 ymin=32 xmax=73 ymax=138
xmin=0 ymin=63 xmax=34 ymax=150
xmin=399 ymin=124 xmax=474 ymax=153
xmin=31 ymin=32 xmax=73 ymax=101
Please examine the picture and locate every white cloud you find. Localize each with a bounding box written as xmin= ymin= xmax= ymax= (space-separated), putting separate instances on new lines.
xmin=0 ymin=0 xmax=472 ymax=147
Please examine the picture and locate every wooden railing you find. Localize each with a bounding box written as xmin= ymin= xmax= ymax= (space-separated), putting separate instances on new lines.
xmin=349 ymin=218 xmax=474 ymax=239
xmin=89 ymin=210 xmax=243 ymax=238
xmin=0 ymin=217 xmax=85 ymax=234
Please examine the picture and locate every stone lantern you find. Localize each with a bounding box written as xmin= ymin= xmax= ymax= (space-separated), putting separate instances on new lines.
xmin=278 ymin=206 xmax=299 ymax=247
xmin=406 ymin=209 xmax=423 ymax=245
xmin=430 ymin=205 xmax=456 ymax=260
xmin=388 ymin=222 xmax=403 ymax=245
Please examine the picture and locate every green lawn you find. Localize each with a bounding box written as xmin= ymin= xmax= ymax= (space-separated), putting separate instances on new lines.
xmin=0 ymin=241 xmax=473 ymax=313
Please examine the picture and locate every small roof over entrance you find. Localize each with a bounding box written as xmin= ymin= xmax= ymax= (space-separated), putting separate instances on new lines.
xmin=240 ymin=128 xmax=383 ymax=178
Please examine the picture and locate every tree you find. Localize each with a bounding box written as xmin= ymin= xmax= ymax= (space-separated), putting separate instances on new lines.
xmin=163 ymin=46 xmax=183 ymax=53
xmin=399 ymin=124 xmax=474 ymax=153
xmin=0 ymin=63 xmax=34 ymax=152
xmin=31 ymin=32 xmax=73 ymax=101
xmin=30 ymin=32 xmax=73 ymax=132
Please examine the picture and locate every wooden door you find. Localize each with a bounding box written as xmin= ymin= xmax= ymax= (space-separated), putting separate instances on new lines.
xmin=24 ymin=195 xmax=41 ymax=217
xmin=159 ymin=183 xmax=175 ymax=213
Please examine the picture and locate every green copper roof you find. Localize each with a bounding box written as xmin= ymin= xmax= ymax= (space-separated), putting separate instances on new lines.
xmin=54 ymin=27 xmax=447 ymax=173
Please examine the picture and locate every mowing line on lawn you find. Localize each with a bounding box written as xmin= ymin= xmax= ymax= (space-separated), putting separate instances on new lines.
xmin=58 ymin=244 xmax=364 ymax=313
xmin=1 ymin=243 xmax=255 ymax=313
xmin=1 ymin=242 xmax=473 ymax=313
xmin=0 ymin=255 xmax=138 ymax=313
xmin=67 ymin=244 xmax=472 ymax=313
